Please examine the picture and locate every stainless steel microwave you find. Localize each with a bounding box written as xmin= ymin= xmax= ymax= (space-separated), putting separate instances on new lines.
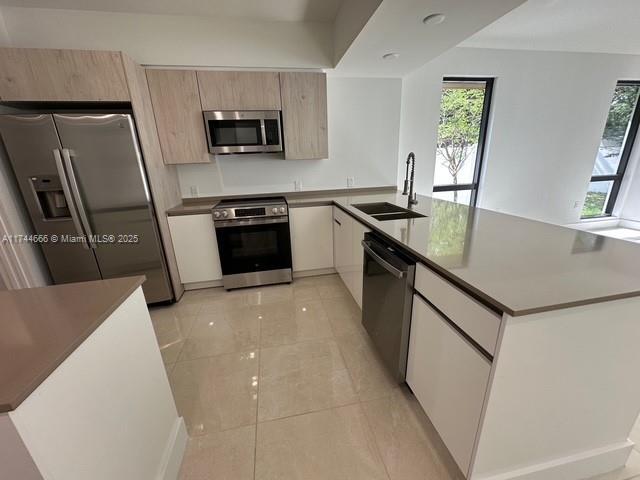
xmin=203 ymin=110 xmax=283 ymax=154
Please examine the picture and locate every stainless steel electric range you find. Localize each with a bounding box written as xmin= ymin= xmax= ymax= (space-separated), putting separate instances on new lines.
xmin=212 ymin=197 xmax=292 ymax=289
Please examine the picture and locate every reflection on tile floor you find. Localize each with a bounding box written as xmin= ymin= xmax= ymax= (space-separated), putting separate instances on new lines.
xmin=149 ymin=274 xmax=640 ymax=480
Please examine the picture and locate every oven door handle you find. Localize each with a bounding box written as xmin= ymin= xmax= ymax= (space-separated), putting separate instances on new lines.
xmin=214 ymin=216 xmax=289 ymax=228
xmin=362 ymin=240 xmax=405 ymax=279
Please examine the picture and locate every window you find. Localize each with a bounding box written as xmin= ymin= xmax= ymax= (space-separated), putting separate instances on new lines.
xmin=433 ymin=77 xmax=493 ymax=206
xmin=582 ymin=81 xmax=640 ymax=218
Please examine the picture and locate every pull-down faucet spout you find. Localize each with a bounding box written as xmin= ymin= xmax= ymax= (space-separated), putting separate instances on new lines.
xmin=402 ymin=152 xmax=418 ymax=207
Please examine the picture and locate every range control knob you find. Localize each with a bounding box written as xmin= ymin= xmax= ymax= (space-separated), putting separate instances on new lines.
xmin=213 ymin=211 xmax=221 ymax=218
xmin=272 ymin=207 xmax=279 ymax=214
xmin=279 ymin=207 xmax=286 ymax=214
xmin=221 ymin=210 xmax=229 ymax=218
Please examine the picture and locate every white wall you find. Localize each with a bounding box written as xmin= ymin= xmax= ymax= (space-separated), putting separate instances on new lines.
xmin=0 ymin=6 xmax=332 ymax=68
xmin=618 ymin=142 xmax=640 ymax=221
xmin=399 ymin=47 xmax=640 ymax=225
xmin=178 ymin=76 xmax=402 ymax=197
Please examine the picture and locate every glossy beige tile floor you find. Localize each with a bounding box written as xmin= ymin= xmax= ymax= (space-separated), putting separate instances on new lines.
xmin=149 ymin=274 xmax=640 ymax=480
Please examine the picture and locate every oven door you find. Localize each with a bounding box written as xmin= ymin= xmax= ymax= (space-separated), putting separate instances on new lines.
xmin=204 ymin=111 xmax=282 ymax=154
xmin=215 ymin=217 xmax=292 ymax=288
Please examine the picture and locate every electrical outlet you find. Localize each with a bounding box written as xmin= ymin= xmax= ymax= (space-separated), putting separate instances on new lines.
xmin=294 ymin=179 xmax=302 ymax=191
xmin=189 ymin=185 xmax=199 ymax=197
xmin=347 ymin=177 xmax=355 ymax=188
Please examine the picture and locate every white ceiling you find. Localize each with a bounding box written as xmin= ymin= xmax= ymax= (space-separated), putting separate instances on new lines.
xmin=462 ymin=0 xmax=640 ymax=55
xmin=0 ymin=0 xmax=345 ymax=22
xmin=335 ymin=0 xmax=525 ymax=77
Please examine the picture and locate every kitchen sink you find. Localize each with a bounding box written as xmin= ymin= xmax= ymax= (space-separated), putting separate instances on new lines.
xmin=353 ymin=202 xmax=408 ymax=215
xmin=353 ymin=202 xmax=426 ymax=221
xmin=371 ymin=211 xmax=426 ymax=221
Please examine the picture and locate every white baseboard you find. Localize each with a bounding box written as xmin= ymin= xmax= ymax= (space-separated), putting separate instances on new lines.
xmin=183 ymin=280 xmax=223 ymax=290
xmin=293 ymin=267 xmax=336 ymax=278
xmin=182 ymin=269 xmax=336 ymax=291
xmin=156 ymin=417 xmax=188 ymax=480
xmin=473 ymin=441 xmax=633 ymax=480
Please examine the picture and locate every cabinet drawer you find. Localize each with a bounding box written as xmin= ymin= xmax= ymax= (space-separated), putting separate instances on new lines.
xmin=407 ymin=294 xmax=491 ymax=475
xmin=415 ymin=263 xmax=500 ymax=355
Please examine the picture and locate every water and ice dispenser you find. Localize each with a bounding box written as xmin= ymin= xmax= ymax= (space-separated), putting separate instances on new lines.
xmin=29 ymin=175 xmax=71 ymax=220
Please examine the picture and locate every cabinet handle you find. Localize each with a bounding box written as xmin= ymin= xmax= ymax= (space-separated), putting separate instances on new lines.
xmin=333 ymin=218 xmax=341 ymax=226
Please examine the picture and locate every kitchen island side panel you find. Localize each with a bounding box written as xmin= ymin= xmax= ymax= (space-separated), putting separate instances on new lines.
xmin=8 ymin=287 xmax=186 ymax=480
xmin=470 ymin=296 xmax=640 ymax=480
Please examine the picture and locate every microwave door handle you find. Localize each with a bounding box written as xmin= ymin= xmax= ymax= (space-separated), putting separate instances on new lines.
xmin=53 ymin=148 xmax=91 ymax=250
xmin=61 ymin=148 xmax=97 ymax=249
xmin=260 ymin=119 xmax=267 ymax=145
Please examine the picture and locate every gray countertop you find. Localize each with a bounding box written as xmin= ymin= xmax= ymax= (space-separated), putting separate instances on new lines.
xmin=167 ymin=188 xmax=640 ymax=317
xmin=0 ymin=276 xmax=145 ymax=412
xmin=334 ymin=192 xmax=640 ymax=316
xmin=166 ymin=186 xmax=397 ymax=216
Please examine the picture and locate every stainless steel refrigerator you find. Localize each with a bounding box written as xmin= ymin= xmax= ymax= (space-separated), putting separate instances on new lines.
xmin=0 ymin=113 xmax=173 ymax=303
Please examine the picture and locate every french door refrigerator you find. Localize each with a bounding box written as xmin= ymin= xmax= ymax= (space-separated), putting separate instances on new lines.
xmin=0 ymin=113 xmax=173 ymax=303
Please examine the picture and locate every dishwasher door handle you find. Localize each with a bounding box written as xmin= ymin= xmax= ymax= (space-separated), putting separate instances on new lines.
xmin=362 ymin=240 xmax=405 ymax=279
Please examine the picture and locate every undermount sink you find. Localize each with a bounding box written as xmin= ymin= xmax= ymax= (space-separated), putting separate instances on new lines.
xmin=371 ymin=211 xmax=426 ymax=221
xmin=353 ymin=202 xmax=426 ymax=221
xmin=353 ymin=202 xmax=408 ymax=215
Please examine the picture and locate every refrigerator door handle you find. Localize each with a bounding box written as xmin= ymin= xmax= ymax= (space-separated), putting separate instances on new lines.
xmin=61 ymin=148 xmax=97 ymax=249
xmin=53 ymin=148 xmax=91 ymax=250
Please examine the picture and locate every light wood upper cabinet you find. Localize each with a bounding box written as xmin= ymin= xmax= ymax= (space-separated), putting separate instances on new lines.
xmin=146 ymin=69 xmax=210 ymax=165
xmin=197 ymin=71 xmax=281 ymax=110
xmin=280 ymin=72 xmax=328 ymax=160
xmin=0 ymin=48 xmax=129 ymax=102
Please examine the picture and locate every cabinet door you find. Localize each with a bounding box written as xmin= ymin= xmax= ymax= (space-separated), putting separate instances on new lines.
xmin=146 ymin=69 xmax=210 ymax=165
xmin=280 ymin=72 xmax=328 ymax=160
xmin=406 ymin=294 xmax=491 ymax=475
xmin=197 ymin=71 xmax=281 ymax=110
xmin=350 ymin=220 xmax=371 ymax=308
xmin=0 ymin=48 xmax=129 ymax=102
xmin=290 ymin=206 xmax=334 ymax=272
xmin=168 ymin=214 xmax=222 ymax=284
xmin=333 ymin=207 xmax=351 ymax=288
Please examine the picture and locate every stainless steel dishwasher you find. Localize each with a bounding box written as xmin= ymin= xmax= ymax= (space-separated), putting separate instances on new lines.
xmin=361 ymin=232 xmax=416 ymax=382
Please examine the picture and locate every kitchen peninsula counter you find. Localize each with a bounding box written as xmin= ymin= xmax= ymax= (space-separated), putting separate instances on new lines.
xmin=0 ymin=277 xmax=186 ymax=480
xmin=0 ymin=276 xmax=144 ymax=412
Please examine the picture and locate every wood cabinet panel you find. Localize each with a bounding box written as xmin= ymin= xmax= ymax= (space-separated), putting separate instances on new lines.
xmin=168 ymin=214 xmax=222 ymax=283
xmin=290 ymin=206 xmax=334 ymax=272
xmin=280 ymin=72 xmax=328 ymax=160
xmin=146 ymin=69 xmax=209 ymax=165
xmin=121 ymin=54 xmax=184 ymax=299
xmin=197 ymin=71 xmax=281 ymax=110
xmin=407 ymin=294 xmax=491 ymax=475
xmin=0 ymin=48 xmax=129 ymax=102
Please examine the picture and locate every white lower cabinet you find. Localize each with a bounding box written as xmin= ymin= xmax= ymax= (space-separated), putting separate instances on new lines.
xmin=333 ymin=206 xmax=351 ymax=287
xmin=406 ymin=294 xmax=491 ymax=475
xmin=167 ymin=214 xmax=222 ymax=284
xmin=350 ymin=219 xmax=370 ymax=308
xmin=290 ymin=206 xmax=334 ymax=272
xmin=332 ymin=206 xmax=369 ymax=307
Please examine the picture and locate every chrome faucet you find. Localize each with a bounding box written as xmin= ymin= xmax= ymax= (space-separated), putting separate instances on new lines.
xmin=402 ymin=152 xmax=418 ymax=207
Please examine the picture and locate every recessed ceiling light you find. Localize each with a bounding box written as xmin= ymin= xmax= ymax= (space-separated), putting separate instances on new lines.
xmin=382 ymin=52 xmax=400 ymax=60
xmin=422 ymin=13 xmax=446 ymax=25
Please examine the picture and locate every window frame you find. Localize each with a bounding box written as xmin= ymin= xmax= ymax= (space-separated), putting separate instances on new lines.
xmin=432 ymin=76 xmax=494 ymax=206
xmin=582 ymin=80 xmax=640 ymax=218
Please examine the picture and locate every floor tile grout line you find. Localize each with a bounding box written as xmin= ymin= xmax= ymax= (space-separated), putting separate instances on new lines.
xmin=256 ymin=398 xmax=362 ymax=426
xmin=253 ymin=302 xmax=263 ymax=480
xmin=359 ymin=396 xmax=394 ymax=480
xmin=331 ymin=307 xmax=392 ymax=480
